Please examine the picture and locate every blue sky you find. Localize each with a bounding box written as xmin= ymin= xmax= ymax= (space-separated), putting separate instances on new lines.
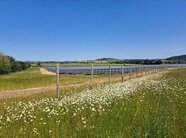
xmin=0 ymin=0 xmax=186 ymax=61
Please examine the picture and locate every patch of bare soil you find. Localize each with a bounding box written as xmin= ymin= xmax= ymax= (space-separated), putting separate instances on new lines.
xmin=40 ymin=68 xmax=56 ymax=75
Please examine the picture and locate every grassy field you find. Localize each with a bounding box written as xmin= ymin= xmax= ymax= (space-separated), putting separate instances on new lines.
xmin=0 ymin=68 xmax=185 ymax=137
xmin=0 ymin=67 xmax=55 ymax=90
xmin=0 ymin=67 xmax=125 ymax=91
xmin=0 ymin=67 xmax=135 ymax=91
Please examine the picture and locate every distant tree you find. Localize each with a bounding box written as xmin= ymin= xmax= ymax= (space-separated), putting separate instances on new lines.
xmin=37 ymin=62 xmax=41 ymax=67
xmin=155 ymin=60 xmax=163 ymax=64
xmin=0 ymin=52 xmax=31 ymax=75
xmin=144 ymin=59 xmax=150 ymax=65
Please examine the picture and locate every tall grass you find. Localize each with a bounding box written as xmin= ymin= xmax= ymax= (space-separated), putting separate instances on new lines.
xmin=0 ymin=69 xmax=185 ymax=137
xmin=0 ymin=67 xmax=125 ymax=91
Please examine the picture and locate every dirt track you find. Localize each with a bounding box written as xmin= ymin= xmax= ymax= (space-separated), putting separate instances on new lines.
xmin=0 ymin=87 xmax=55 ymax=99
xmin=0 ymin=70 xmax=165 ymax=99
xmin=0 ymin=83 xmax=89 ymax=99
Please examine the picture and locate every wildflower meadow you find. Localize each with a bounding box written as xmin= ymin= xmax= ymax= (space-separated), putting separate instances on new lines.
xmin=0 ymin=69 xmax=185 ymax=137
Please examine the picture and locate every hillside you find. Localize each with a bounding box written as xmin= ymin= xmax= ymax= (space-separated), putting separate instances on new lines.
xmin=166 ymin=55 xmax=186 ymax=61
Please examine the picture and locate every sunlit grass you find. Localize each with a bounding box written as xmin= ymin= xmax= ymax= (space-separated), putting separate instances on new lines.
xmin=0 ymin=68 xmax=185 ymax=137
xmin=0 ymin=67 xmax=55 ymax=90
xmin=0 ymin=66 xmax=143 ymax=91
xmin=0 ymin=67 xmax=127 ymax=91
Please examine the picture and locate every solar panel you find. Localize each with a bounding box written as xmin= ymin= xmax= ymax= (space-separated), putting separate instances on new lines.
xmin=44 ymin=64 xmax=186 ymax=75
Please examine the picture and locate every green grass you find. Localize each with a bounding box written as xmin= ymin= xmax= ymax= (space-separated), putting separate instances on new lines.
xmin=0 ymin=67 xmax=128 ymax=91
xmin=0 ymin=68 xmax=185 ymax=137
xmin=0 ymin=85 xmax=89 ymax=114
xmin=0 ymin=67 xmax=55 ymax=90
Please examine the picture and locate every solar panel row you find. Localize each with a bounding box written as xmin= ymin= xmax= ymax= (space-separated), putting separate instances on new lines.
xmin=44 ymin=64 xmax=186 ymax=75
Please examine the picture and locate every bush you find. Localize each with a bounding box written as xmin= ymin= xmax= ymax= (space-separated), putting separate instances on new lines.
xmin=0 ymin=52 xmax=31 ymax=74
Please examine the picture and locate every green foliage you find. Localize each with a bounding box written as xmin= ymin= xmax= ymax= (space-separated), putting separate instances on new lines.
xmin=0 ymin=52 xmax=30 ymax=75
xmin=143 ymin=59 xmax=163 ymax=65
xmin=37 ymin=62 xmax=41 ymax=67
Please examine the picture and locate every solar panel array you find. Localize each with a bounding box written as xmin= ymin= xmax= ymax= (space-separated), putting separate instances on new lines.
xmin=44 ymin=64 xmax=186 ymax=75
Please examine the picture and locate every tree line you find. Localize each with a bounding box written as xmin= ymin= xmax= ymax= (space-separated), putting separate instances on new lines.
xmin=112 ymin=59 xmax=185 ymax=64
xmin=0 ymin=52 xmax=31 ymax=74
xmin=31 ymin=58 xmax=185 ymax=67
xmin=96 ymin=57 xmax=186 ymax=65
